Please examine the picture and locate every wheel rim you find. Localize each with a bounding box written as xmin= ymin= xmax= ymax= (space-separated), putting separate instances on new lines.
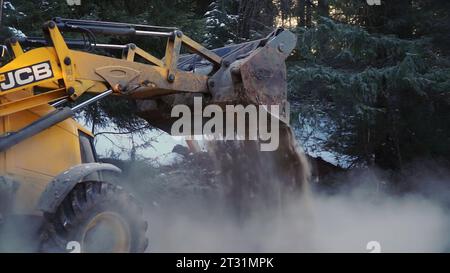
xmin=81 ymin=211 xmax=131 ymax=253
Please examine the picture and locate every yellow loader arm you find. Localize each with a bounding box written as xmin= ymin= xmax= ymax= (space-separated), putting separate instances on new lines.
xmin=0 ymin=18 xmax=296 ymax=150
xmin=0 ymin=19 xmax=222 ymax=115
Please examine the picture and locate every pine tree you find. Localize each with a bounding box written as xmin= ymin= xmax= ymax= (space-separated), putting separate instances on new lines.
xmin=0 ymin=1 xmax=27 ymax=39
xmin=289 ymin=18 xmax=450 ymax=169
xmin=203 ymin=0 xmax=238 ymax=48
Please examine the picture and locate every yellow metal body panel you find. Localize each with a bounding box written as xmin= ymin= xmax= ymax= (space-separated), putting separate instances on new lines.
xmin=0 ymin=91 xmax=87 ymax=215
xmin=0 ymin=47 xmax=62 ymax=96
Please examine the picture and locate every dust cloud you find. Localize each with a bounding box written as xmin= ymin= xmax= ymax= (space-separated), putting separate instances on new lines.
xmin=139 ymin=123 xmax=450 ymax=253
xmin=142 ymin=150 xmax=450 ymax=253
xmin=144 ymin=186 xmax=450 ymax=253
xmin=2 ymin=127 xmax=448 ymax=253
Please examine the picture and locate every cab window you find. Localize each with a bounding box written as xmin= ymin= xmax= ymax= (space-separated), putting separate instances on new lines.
xmin=79 ymin=131 xmax=97 ymax=163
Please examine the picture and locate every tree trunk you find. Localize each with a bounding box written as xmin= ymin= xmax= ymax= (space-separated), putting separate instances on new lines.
xmin=238 ymin=0 xmax=259 ymax=39
xmin=305 ymin=0 xmax=312 ymax=27
xmin=318 ymin=0 xmax=329 ymax=18
xmin=279 ymin=0 xmax=292 ymax=25
xmin=366 ymin=0 xmax=413 ymax=37
xmin=297 ymin=0 xmax=306 ymax=27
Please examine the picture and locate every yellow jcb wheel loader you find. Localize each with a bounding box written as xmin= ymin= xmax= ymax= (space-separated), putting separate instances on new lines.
xmin=0 ymin=18 xmax=296 ymax=252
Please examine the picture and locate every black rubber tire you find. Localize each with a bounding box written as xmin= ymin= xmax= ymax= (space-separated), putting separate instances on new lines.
xmin=40 ymin=181 xmax=148 ymax=253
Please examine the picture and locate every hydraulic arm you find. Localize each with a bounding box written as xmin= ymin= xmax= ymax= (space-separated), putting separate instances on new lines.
xmin=0 ymin=18 xmax=296 ymax=150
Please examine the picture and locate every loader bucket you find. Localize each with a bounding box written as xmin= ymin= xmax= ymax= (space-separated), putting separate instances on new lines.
xmin=209 ymin=29 xmax=297 ymax=108
xmin=136 ymin=28 xmax=297 ymax=132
